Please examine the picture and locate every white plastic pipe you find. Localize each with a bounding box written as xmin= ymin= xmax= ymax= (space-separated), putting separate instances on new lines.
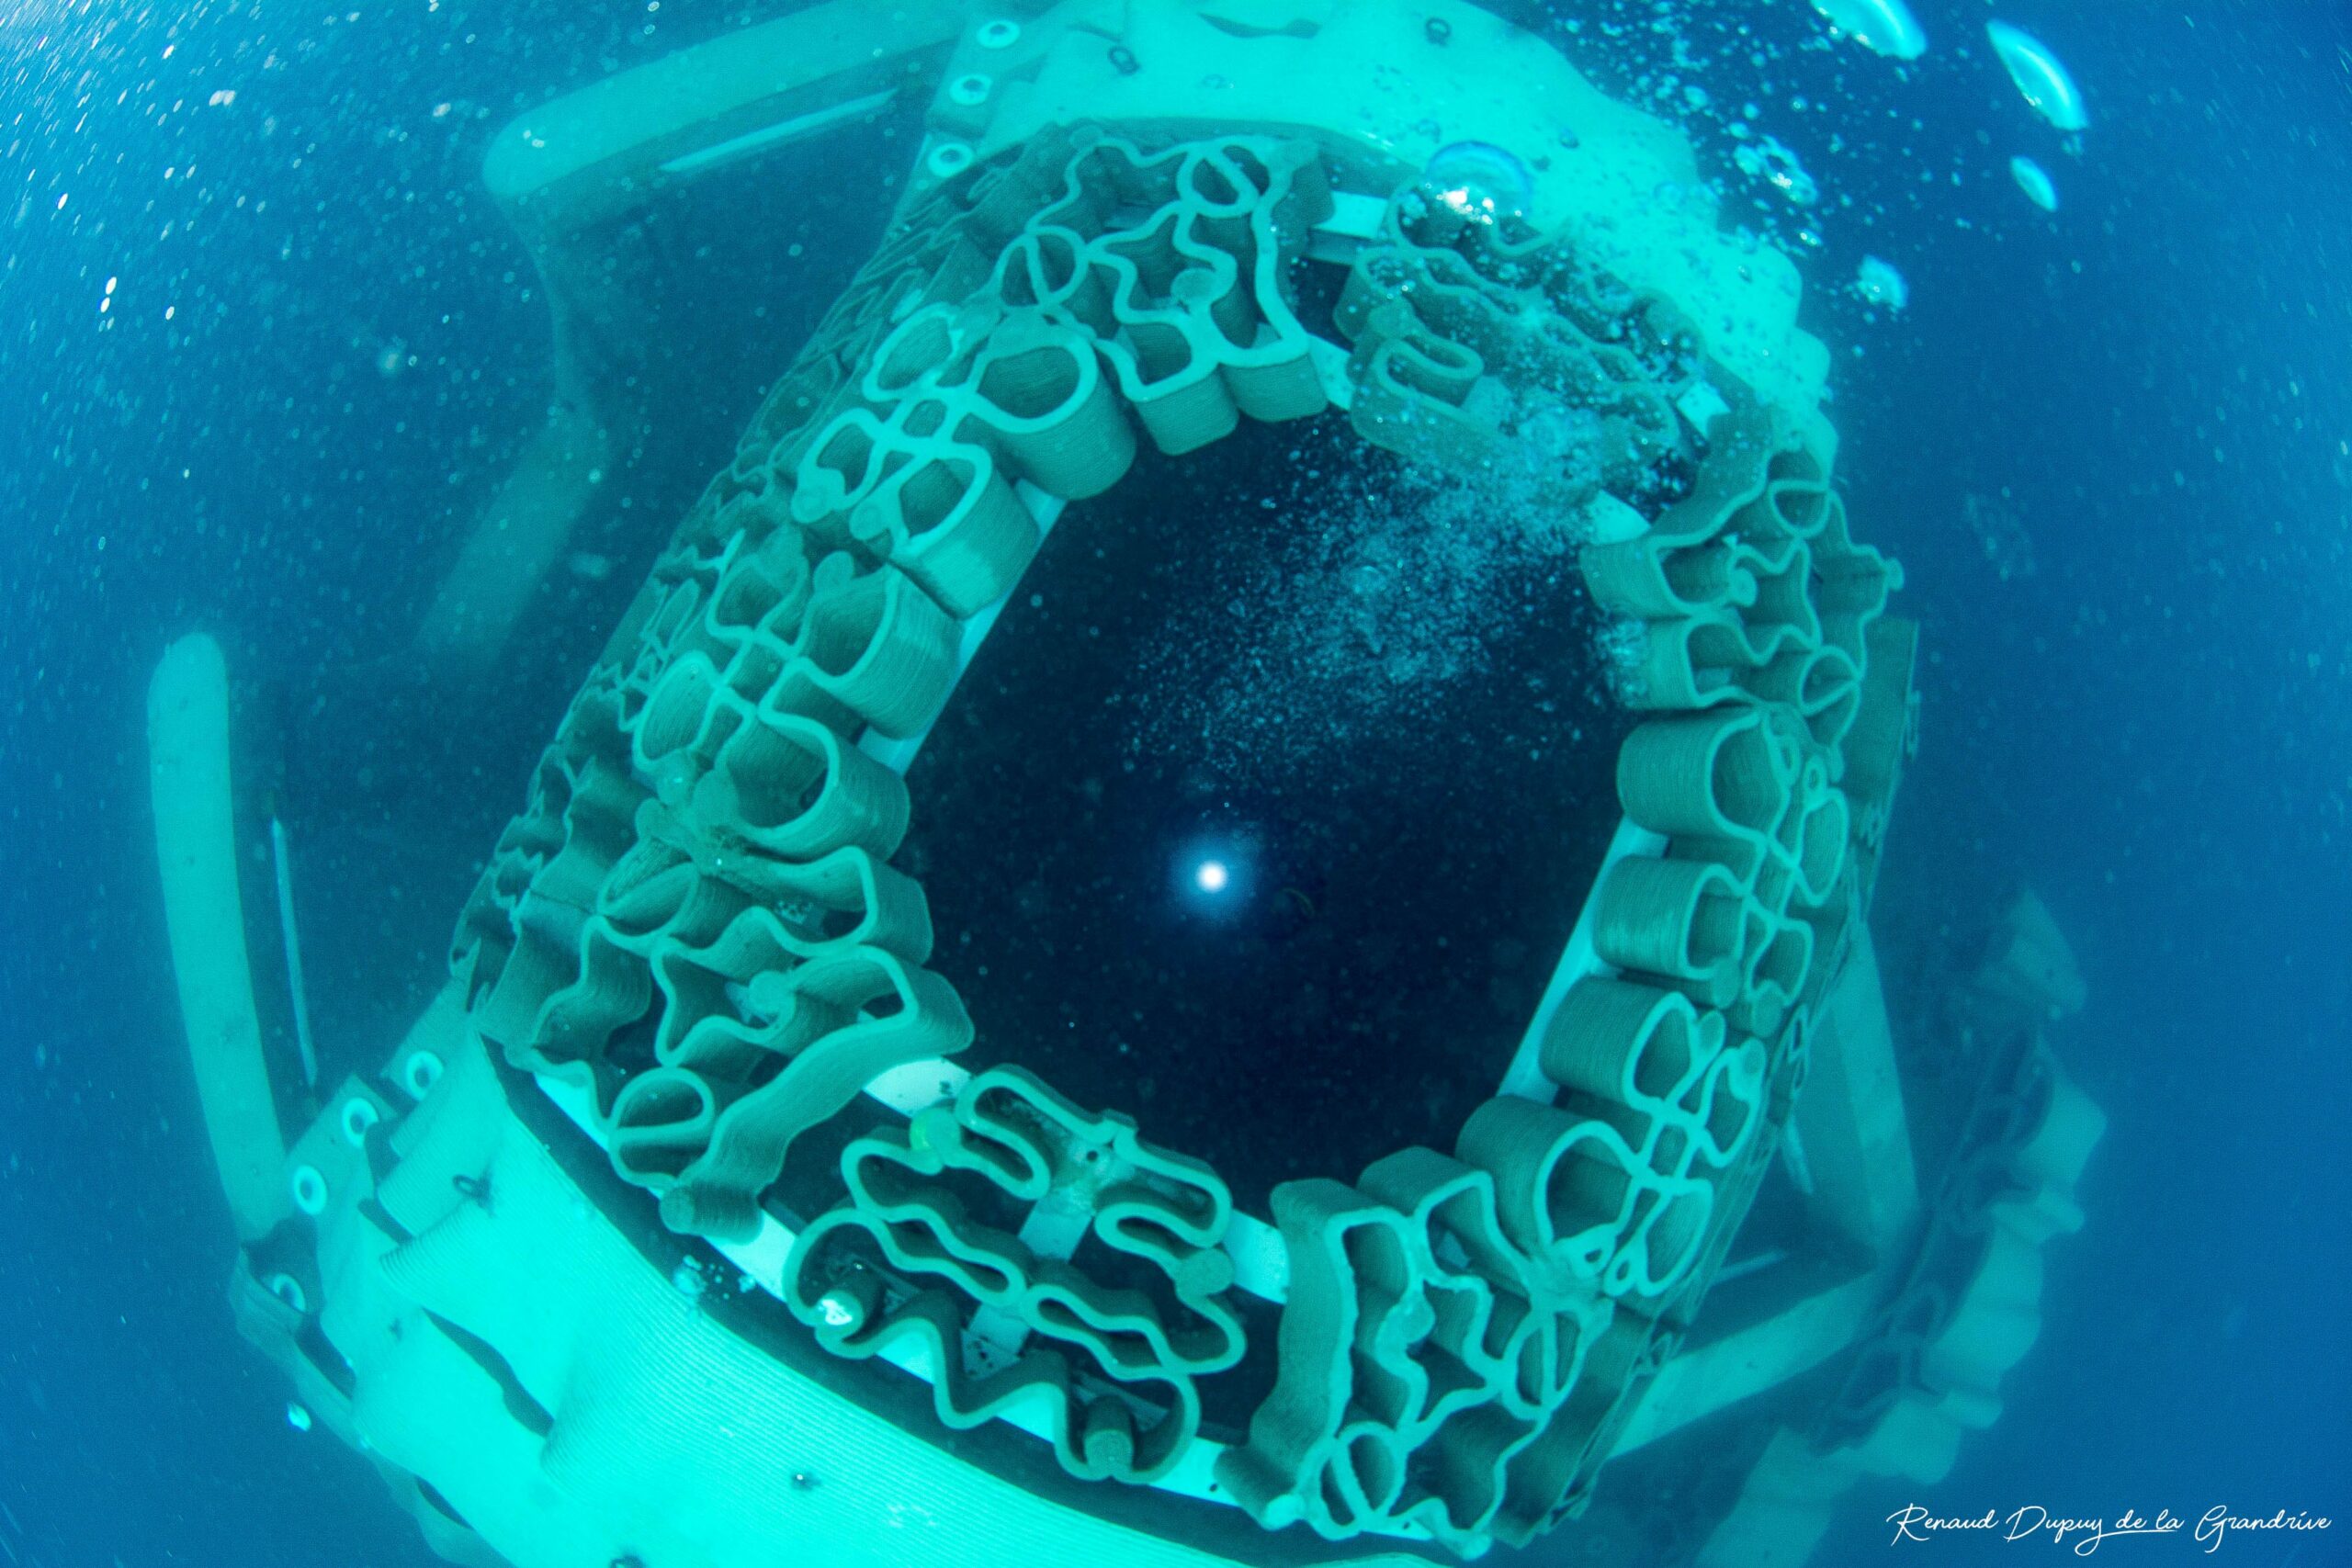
xmin=149 ymin=635 xmax=289 ymax=1243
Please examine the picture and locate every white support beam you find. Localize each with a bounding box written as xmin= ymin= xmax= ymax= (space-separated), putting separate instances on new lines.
xmin=1791 ymin=925 xmax=1921 ymax=1256
xmin=149 ymin=635 xmax=291 ymax=1244
xmin=1611 ymin=1264 xmax=1886 ymax=1454
xmin=482 ymin=0 xmax=971 ymax=234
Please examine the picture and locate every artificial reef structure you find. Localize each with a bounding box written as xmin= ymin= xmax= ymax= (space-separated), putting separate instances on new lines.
xmin=147 ymin=5 xmax=2103 ymax=1566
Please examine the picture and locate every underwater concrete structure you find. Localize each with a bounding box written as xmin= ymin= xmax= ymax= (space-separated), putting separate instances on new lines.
xmin=147 ymin=5 xmax=2103 ymax=1564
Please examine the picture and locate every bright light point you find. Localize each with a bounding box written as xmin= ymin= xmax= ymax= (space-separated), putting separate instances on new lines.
xmin=1436 ymin=185 xmax=1491 ymax=220
xmin=1170 ymin=828 xmax=1258 ymax=919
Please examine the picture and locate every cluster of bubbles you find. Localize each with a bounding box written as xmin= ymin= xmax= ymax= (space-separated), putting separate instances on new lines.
xmin=1524 ymin=0 xmax=2091 ymax=321
xmin=1125 ymin=420 xmax=1626 ymax=794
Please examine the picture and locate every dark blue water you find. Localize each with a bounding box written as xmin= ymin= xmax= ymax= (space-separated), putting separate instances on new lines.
xmin=2 ymin=3 xmax=2344 ymax=1565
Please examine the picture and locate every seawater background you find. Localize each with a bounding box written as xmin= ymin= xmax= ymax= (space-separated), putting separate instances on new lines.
xmin=0 ymin=2 xmax=2344 ymax=1565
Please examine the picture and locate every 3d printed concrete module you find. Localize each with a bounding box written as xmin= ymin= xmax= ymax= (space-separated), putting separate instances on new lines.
xmin=146 ymin=5 xmax=2103 ymax=1565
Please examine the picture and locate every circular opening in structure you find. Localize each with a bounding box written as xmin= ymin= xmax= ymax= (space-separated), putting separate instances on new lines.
xmin=339 ymin=1098 xmax=381 ymax=1147
xmin=901 ymin=413 xmax=1640 ymax=1213
xmin=975 ymin=17 xmax=1021 ymax=50
xmin=404 ymin=1050 xmax=444 ymax=1099
xmin=266 ymin=1272 xmax=310 ymax=1314
xmin=926 ymin=141 xmax=976 ymax=180
xmin=291 ymin=1165 xmax=329 ymax=1217
xmin=949 ymin=73 xmax=993 ymax=107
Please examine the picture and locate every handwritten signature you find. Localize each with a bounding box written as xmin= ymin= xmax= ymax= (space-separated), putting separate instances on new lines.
xmin=1886 ymin=1506 xmax=2333 ymax=1554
